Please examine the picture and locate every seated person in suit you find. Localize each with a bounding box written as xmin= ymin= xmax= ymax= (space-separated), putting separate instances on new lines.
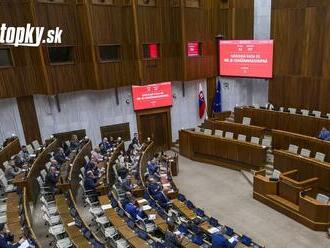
xmin=0 ymin=223 xmax=25 ymax=248
xmin=121 ymin=192 xmax=135 ymax=207
xmin=124 ymin=202 xmax=145 ymax=221
xmin=120 ymin=176 xmax=133 ymax=192
xmin=84 ymin=161 xmax=99 ymax=178
xmin=117 ymin=150 xmax=125 ymax=164
xmin=4 ymin=160 xmax=20 ymax=181
xmin=91 ymin=147 xmax=104 ymax=163
xmin=99 ymin=137 xmax=112 ymax=155
xmin=45 ymin=166 xmax=59 ymax=193
xmin=211 ymin=233 xmax=231 ymax=248
xmin=54 ymin=147 xmax=68 ymax=166
xmin=84 ymin=170 xmax=98 ymax=191
xmin=131 ymin=133 xmax=140 ymax=147
xmin=147 ymin=177 xmax=169 ymax=207
xmin=319 ymin=127 xmax=330 ymax=141
xmin=14 ymin=146 xmax=30 ymax=166
xmin=164 ymin=221 xmax=183 ymax=248
xmin=50 ymin=159 xmax=59 ymax=170
xmin=70 ymin=134 xmax=80 ymax=151
xmin=147 ymin=161 xmax=160 ymax=178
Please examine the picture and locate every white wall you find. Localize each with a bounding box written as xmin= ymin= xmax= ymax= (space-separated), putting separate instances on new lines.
xmin=0 ymin=98 xmax=25 ymax=145
xmin=34 ymin=80 xmax=207 ymax=145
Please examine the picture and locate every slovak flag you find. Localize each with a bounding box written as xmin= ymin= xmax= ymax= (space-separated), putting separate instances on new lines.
xmin=198 ymin=83 xmax=206 ymax=119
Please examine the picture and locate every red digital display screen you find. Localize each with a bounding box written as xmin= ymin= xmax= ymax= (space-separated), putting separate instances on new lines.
xmin=187 ymin=42 xmax=200 ymax=57
xmin=149 ymin=44 xmax=159 ymax=59
xmin=132 ymin=82 xmax=173 ymax=111
xmin=219 ymin=40 xmax=274 ymax=78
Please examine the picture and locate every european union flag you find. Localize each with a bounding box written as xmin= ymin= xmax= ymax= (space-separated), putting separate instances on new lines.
xmin=212 ymin=79 xmax=222 ymax=113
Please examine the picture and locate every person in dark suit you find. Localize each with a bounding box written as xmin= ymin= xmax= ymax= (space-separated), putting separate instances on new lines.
xmin=14 ymin=146 xmax=30 ymax=166
xmin=131 ymin=133 xmax=140 ymax=146
xmin=0 ymin=224 xmax=25 ymax=248
xmin=70 ymin=135 xmax=80 ymax=151
xmin=84 ymin=170 xmax=97 ymax=191
xmin=147 ymin=177 xmax=169 ymax=207
xmin=45 ymin=166 xmax=59 ymax=193
xmin=99 ymin=137 xmax=112 ymax=154
xmin=164 ymin=221 xmax=183 ymax=248
xmin=54 ymin=147 xmax=68 ymax=166
xmin=319 ymin=127 xmax=330 ymax=141
xmin=84 ymin=161 xmax=99 ymax=177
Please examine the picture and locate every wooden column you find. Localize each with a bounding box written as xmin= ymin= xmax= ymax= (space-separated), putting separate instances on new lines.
xmin=16 ymin=96 xmax=42 ymax=144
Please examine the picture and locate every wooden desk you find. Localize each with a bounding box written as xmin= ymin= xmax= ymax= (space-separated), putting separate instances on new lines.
xmin=13 ymin=172 xmax=28 ymax=189
xmin=55 ymin=195 xmax=92 ymax=248
xmin=0 ymin=138 xmax=20 ymax=170
xmin=179 ymin=129 xmax=267 ymax=171
xmin=234 ymin=106 xmax=330 ymax=137
xmin=272 ymin=129 xmax=330 ymax=162
xmin=172 ymin=199 xmax=197 ymax=220
xmin=273 ymin=149 xmax=330 ymax=192
xmin=117 ymin=225 xmax=137 ymax=239
xmin=6 ymin=192 xmax=23 ymax=242
xmin=128 ymin=236 xmax=149 ymax=248
xmin=202 ymin=119 xmax=266 ymax=140
xmin=253 ymin=170 xmax=330 ymax=231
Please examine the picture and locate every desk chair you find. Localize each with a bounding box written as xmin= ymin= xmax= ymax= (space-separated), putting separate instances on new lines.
xmin=55 ymin=237 xmax=72 ymax=248
xmin=37 ymin=176 xmax=53 ymax=197
xmin=32 ymin=140 xmax=42 ymax=151
xmin=251 ymin=137 xmax=260 ymax=145
xmin=300 ymin=148 xmax=311 ymax=157
xmin=240 ymin=235 xmax=252 ymax=246
xmin=288 ymin=144 xmax=299 ymax=154
xmin=224 ymin=132 xmax=234 ymax=139
xmin=301 ymin=109 xmax=309 ymax=116
xmin=288 ymin=108 xmax=296 ymax=114
xmin=214 ymin=130 xmax=223 ymax=137
xmin=40 ymin=169 xmax=47 ymax=181
xmin=242 ymin=117 xmax=251 ymax=125
xmin=312 ymin=110 xmax=321 ymax=118
xmin=26 ymin=144 xmax=35 ymax=155
xmin=315 ymin=152 xmax=326 ymax=162
xmin=261 ymin=138 xmax=272 ymax=148
xmin=48 ymin=224 xmax=66 ymax=245
xmin=225 ymin=226 xmax=234 ymax=236
xmin=204 ymin=129 xmax=212 ymax=135
xmin=316 ymin=194 xmax=330 ymax=204
xmin=208 ymin=217 xmax=219 ymax=227
xmin=237 ymin=134 xmax=246 ymax=142
xmin=0 ymin=175 xmax=16 ymax=193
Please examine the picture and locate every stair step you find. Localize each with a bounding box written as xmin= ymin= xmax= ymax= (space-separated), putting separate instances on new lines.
xmin=267 ymin=194 xmax=299 ymax=212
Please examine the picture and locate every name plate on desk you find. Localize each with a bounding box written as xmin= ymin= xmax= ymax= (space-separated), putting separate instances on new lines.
xmin=101 ymin=204 xmax=112 ymax=210
xmin=208 ymin=227 xmax=220 ymax=234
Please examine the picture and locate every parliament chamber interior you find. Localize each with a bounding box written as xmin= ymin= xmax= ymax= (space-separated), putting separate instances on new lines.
xmin=0 ymin=0 xmax=330 ymax=247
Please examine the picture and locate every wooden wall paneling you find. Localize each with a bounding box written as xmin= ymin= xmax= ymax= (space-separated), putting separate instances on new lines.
xmin=76 ymin=1 xmax=99 ymax=90
xmin=100 ymin=122 xmax=131 ymax=141
xmin=207 ymin=77 xmax=216 ymax=116
xmin=33 ymin=0 xmax=91 ymax=94
xmin=0 ymin=1 xmax=47 ymax=98
xmin=16 ymin=96 xmax=42 ymax=144
xmin=270 ymin=1 xmax=330 ymax=113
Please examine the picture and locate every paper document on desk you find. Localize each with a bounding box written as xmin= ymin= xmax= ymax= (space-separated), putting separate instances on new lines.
xmin=18 ymin=240 xmax=30 ymax=248
xmin=148 ymin=214 xmax=156 ymax=220
xmin=101 ymin=204 xmax=112 ymax=210
xmin=67 ymin=221 xmax=75 ymax=227
xmin=137 ymin=199 xmax=148 ymax=204
xmin=142 ymin=205 xmax=152 ymax=211
xmin=208 ymin=227 xmax=220 ymax=234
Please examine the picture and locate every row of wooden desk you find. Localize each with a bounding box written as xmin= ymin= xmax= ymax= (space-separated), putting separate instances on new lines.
xmin=55 ymin=194 xmax=92 ymax=247
xmin=253 ymin=170 xmax=330 ymax=231
xmin=0 ymin=137 xmax=20 ymax=170
xmin=234 ymin=106 xmax=330 ymax=137
xmin=273 ymin=149 xmax=330 ymax=193
xmin=202 ymin=119 xmax=266 ymax=140
xmin=98 ymin=195 xmax=150 ymax=248
xmin=179 ymin=129 xmax=267 ymax=171
xmin=272 ymin=129 xmax=330 ymax=162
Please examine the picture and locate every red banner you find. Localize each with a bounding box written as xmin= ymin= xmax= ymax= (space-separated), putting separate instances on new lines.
xmin=132 ymin=82 xmax=173 ymax=111
xmin=187 ymin=42 xmax=200 ymax=57
xmin=219 ymin=40 xmax=273 ymax=78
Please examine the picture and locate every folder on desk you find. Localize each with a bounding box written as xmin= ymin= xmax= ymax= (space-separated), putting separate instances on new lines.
xmin=142 ymin=205 xmax=152 ymax=211
xmin=137 ymin=199 xmax=148 ymax=204
xmin=148 ymin=214 xmax=157 ymax=220
xmin=208 ymin=227 xmax=220 ymax=234
xmin=101 ymin=204 xmax=112 ymax=210
xmin=67 ymin=221 xmax=75 ymax=227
